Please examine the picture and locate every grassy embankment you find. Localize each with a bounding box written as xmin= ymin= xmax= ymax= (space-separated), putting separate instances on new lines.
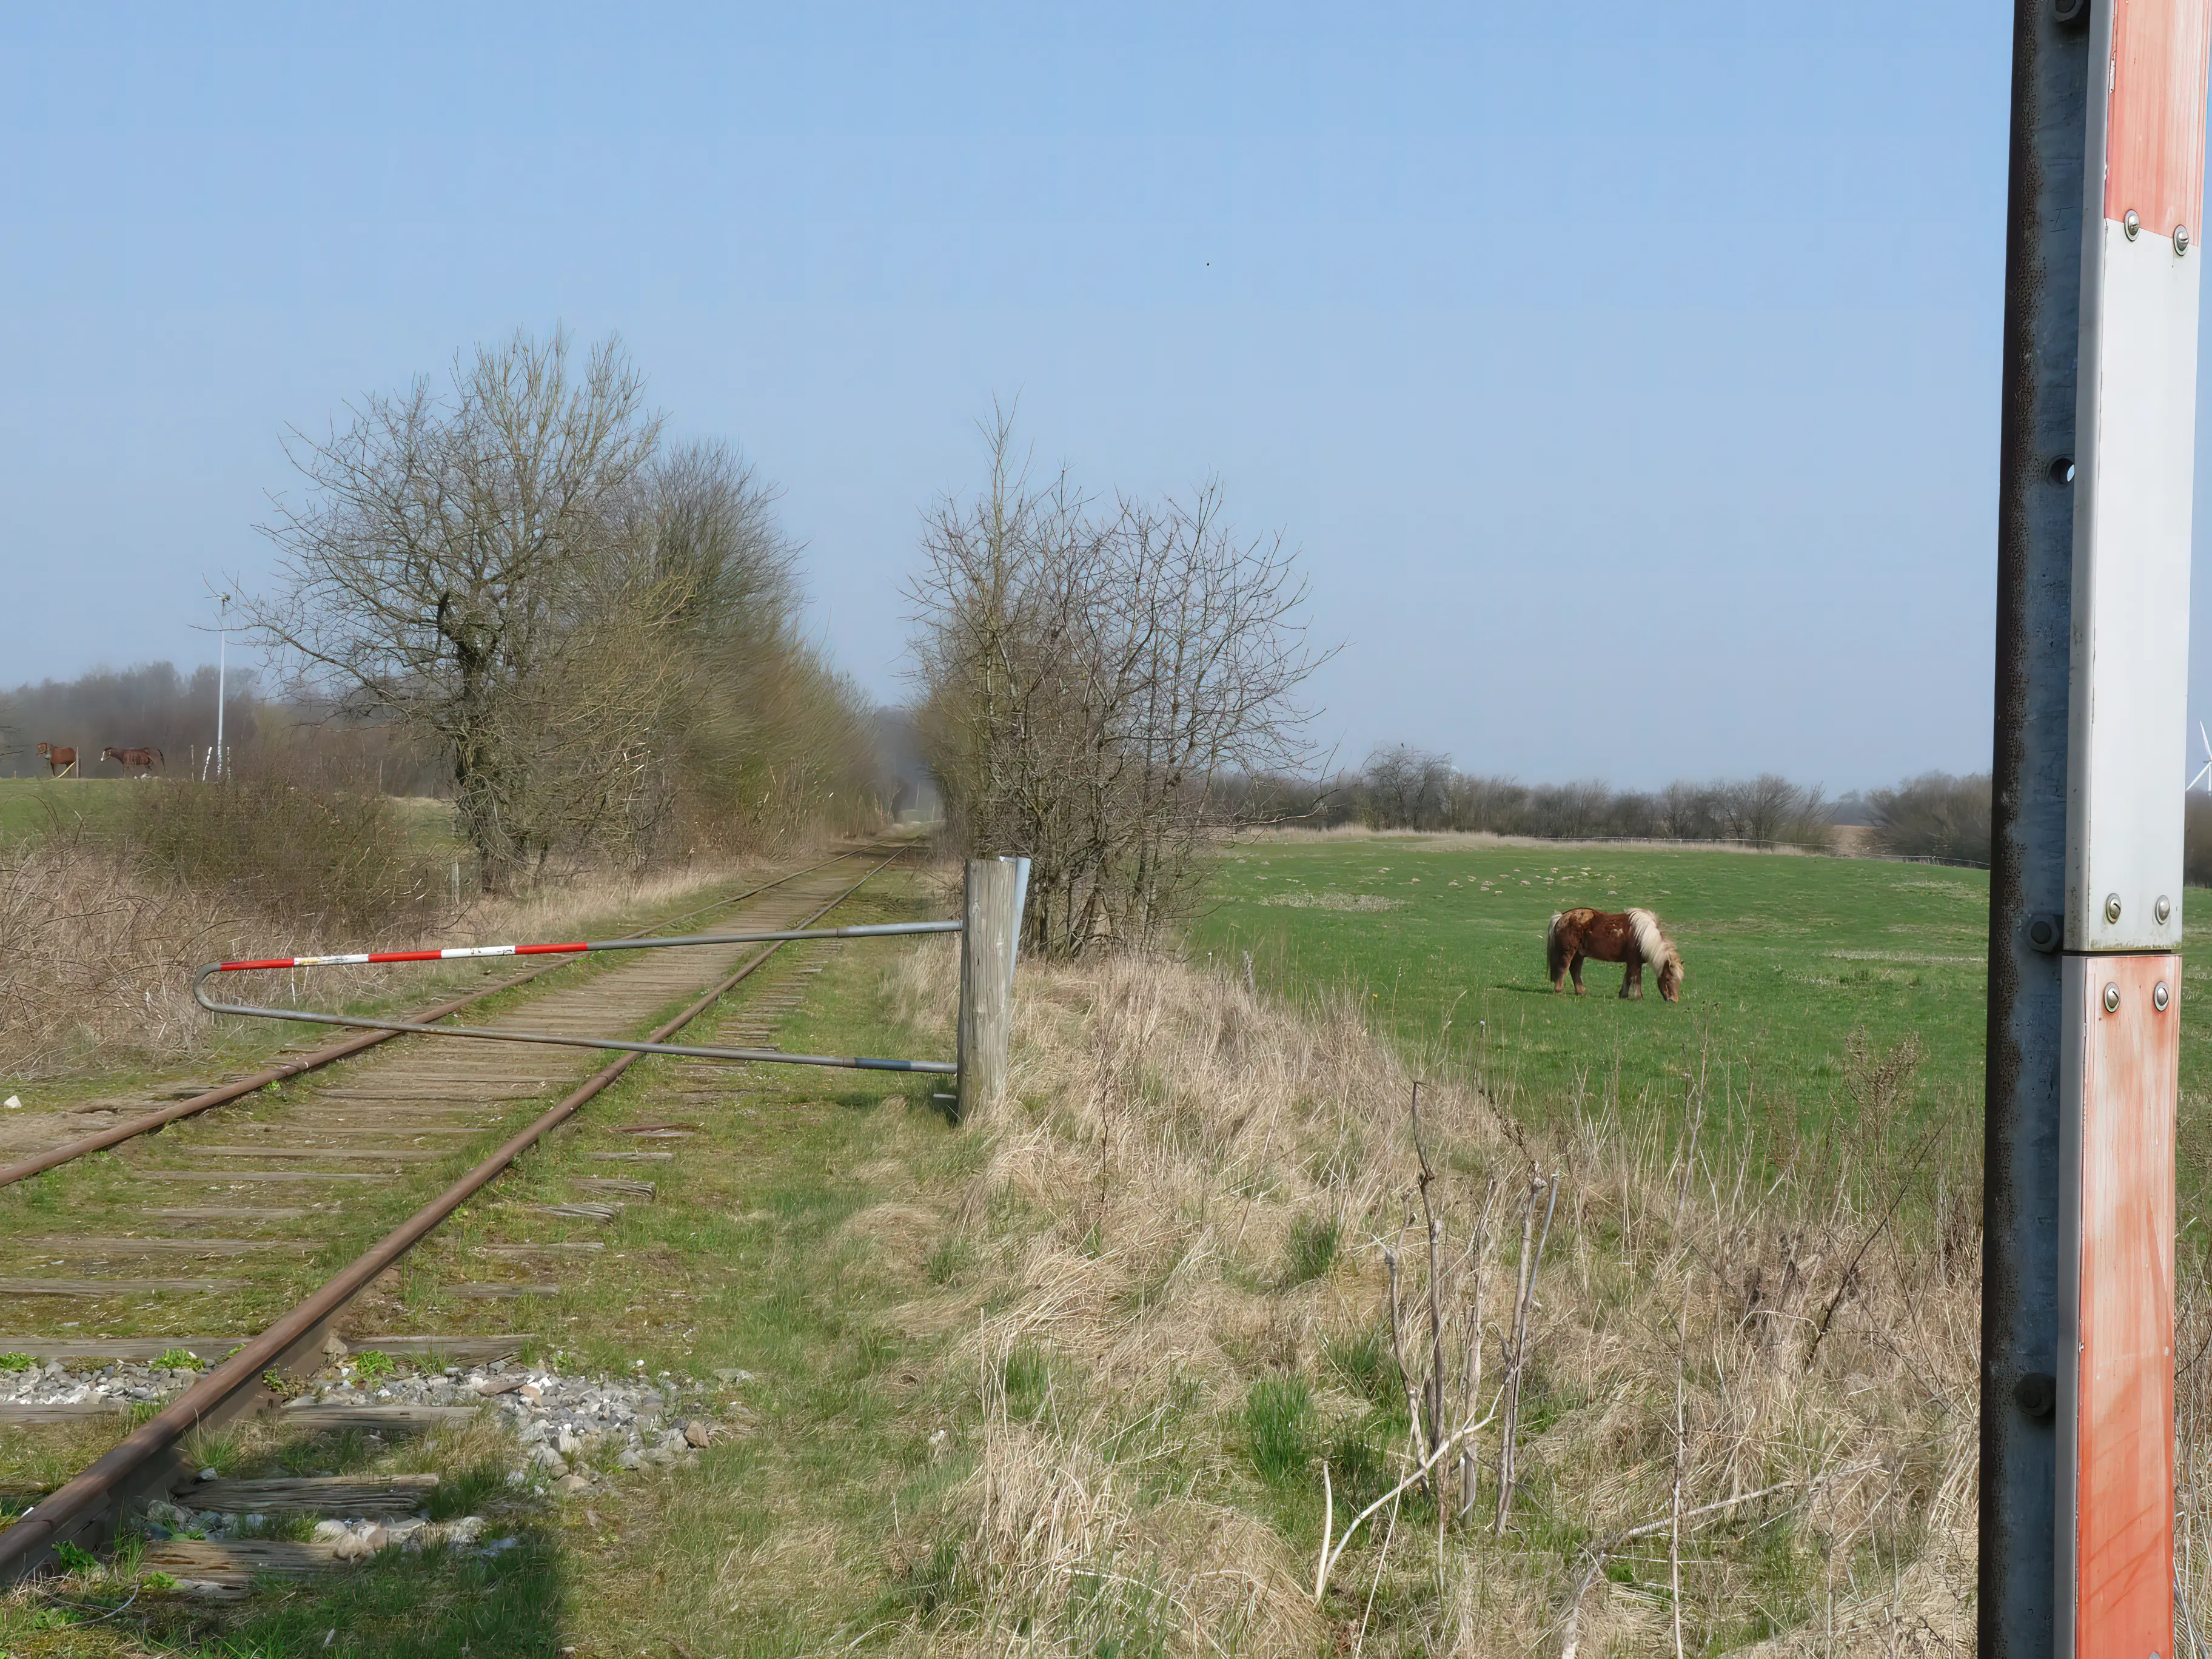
xmin=12 ymin=844 xmax=2212 ymax=1655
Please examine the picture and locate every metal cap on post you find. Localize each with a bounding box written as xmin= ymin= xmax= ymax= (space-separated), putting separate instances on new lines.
xmin=956 ymin=857 xmax=1027 ymax=1121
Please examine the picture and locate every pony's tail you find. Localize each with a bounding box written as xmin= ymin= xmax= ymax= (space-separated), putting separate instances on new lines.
xmin=1546 ymin=911 xmax=1568 ymax=982
xmin=1627 ymin=908 xmax=1684 ymax=999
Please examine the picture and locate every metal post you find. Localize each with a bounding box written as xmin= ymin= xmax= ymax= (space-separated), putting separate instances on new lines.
xmin=214 ymin=593 xmax=228 ymax=782
xmin=956 ymin=857 xmax=1026 ymax=1120
xmin=1984 ymin=3 xmax=2094 ymax=1649
xmin=1988 ymin=2 xmax=2209 ymax=1652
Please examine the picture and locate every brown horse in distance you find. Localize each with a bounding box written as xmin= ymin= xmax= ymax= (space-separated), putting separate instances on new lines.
xmin=101 ymin=746 xmax=164 ymax=773
xmin=1547 ymin=907 xmax=1685 ymax=1002
xmin=33 ymin=743 xmax=78 ymax=777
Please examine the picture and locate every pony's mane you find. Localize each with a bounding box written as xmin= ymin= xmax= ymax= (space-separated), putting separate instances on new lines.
xmin=1626 ymin=908 xmax=1682 ymax=978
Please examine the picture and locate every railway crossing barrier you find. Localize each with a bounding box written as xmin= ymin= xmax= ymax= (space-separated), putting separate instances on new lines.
xmin=196 ymin=856 xmax=1032 ymax=1118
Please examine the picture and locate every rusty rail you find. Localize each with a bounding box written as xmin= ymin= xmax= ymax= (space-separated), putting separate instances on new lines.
xmin=0 ymin=850 xmax=900 ymax=1582
xmin=0 ymin=850 xmax=862 ymax=1192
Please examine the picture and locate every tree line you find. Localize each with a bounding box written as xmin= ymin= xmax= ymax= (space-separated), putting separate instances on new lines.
xmin=1242 ymin=748 xmax=1999 ymax=865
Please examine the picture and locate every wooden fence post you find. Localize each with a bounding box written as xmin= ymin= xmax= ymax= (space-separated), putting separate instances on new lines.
xmin=956 ymin=857 xmax=1027 ymax=1120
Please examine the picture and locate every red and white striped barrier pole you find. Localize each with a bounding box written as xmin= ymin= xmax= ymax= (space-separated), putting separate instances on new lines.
xmin=207 ymin=919 xmax=960 ymax=976
xmin=215 ymin=942 xmax=593 ymax=971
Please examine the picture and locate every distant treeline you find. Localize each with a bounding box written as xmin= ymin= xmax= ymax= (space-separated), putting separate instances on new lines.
xmin=1230 ymin=745 xmax=2000 ymax=865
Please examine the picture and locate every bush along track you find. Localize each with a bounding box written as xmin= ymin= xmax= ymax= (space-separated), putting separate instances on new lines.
xmin=0 ymin=851 xmax=920 ymax=1654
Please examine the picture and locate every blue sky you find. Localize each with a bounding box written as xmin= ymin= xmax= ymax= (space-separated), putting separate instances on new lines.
xmin=0 ymin=2 xmax=2166 ymax=792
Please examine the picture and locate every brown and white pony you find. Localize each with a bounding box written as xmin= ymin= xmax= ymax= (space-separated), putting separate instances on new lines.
xmin=102 ymin=746 xmax=163 ymax=773
xmin=1547 ymin=907 xmax=1684 ymax=1002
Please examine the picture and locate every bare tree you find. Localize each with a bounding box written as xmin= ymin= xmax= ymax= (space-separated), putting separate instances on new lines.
xmin=1715 ymin=774 xmax=1830 ymax=845
xmin=910 ymin=410 xmax=1326 ymax=956
xmin=1363 ymin=744 xmax=1453 ymax=830
xmin=247 ymin=329 xmax=675 ymax=885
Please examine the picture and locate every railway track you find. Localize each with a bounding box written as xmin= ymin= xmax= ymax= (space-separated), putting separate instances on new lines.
xmin=0 ymin=844 xmax=907 ymax=1585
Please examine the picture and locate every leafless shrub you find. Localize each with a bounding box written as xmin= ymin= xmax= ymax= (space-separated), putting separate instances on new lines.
xmin=1865 ymin=773 xmax=1991 ymax=865
xmin=127 ymin=771 xmax=443 ymax=937
xmin=614 ymin=440 xmax=886 ymax=855
xmin=0 ymin=821 xmax=774 ymax=1083
xmin=249 ymin=328 xmax=672 ymax=885
xmin=909 ymin=407 xmax=1325 ymax=956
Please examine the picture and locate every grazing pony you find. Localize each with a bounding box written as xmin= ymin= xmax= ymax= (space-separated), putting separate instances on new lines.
xmin=33 ymin=742 xmax=77 ymax=777
xmin=1546 ymin=907 xmax=1684 ymax=1002
xmin=101 ymin=746 xmax=164 ymax=773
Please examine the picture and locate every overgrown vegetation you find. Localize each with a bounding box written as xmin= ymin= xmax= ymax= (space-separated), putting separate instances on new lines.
xmin=909 ymin=407 xmax=1324 ymax=956
xmin=9 ymin=858 xmax=2211 ymax=1654
xmin=1863 ymin=770 xmax=1992 ymax=865
xmin=129 ymin=771 xmax=445 ymax=937
xmin=247 ymin=327 xmax=882 ymax=886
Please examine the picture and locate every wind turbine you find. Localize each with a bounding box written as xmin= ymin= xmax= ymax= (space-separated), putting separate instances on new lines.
xmin=2191 ymin=721 xmax=2212 ymax=793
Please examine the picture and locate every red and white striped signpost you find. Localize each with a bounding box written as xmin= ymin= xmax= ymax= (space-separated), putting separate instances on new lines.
xmin=1988 ymin=2 xmax=2210 ymax=1653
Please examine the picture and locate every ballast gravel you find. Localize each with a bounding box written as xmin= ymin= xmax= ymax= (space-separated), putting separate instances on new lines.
xmin=23 ymin=1355 xmax=756 ymax=1561
xmin=304 ymin=1357 xmax=732 ymax=1484
xmin=0 ymin=1356 xmax=206 ymax=1409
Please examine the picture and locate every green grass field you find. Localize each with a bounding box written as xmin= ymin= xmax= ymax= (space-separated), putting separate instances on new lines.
xmin=0 ymin=777 xmax=138 ymax=845
xmin=1186 ymin=833 xmax=2212 ymax=1222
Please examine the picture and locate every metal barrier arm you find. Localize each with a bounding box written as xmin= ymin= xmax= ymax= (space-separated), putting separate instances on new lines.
xmin=192 ymin=918 xmax=965 ymax=1076
xmin=212 ymin=919 xmax=960 ymax=973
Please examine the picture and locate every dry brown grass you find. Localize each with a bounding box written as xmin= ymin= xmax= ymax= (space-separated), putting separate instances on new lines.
xmin=0 ymin=834 xmax=235 ymax=1080
xmin=0 ymin=833 xmax=788 ymax=1082
xmin=875 ymin=945 xmax=2049 ymax=1655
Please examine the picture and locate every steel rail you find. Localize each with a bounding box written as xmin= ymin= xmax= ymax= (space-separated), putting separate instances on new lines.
xmin=0 ymin=850 xmax=863 ymax=1193
xmin=0 ymin=851 xmax=902 ymax=1582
